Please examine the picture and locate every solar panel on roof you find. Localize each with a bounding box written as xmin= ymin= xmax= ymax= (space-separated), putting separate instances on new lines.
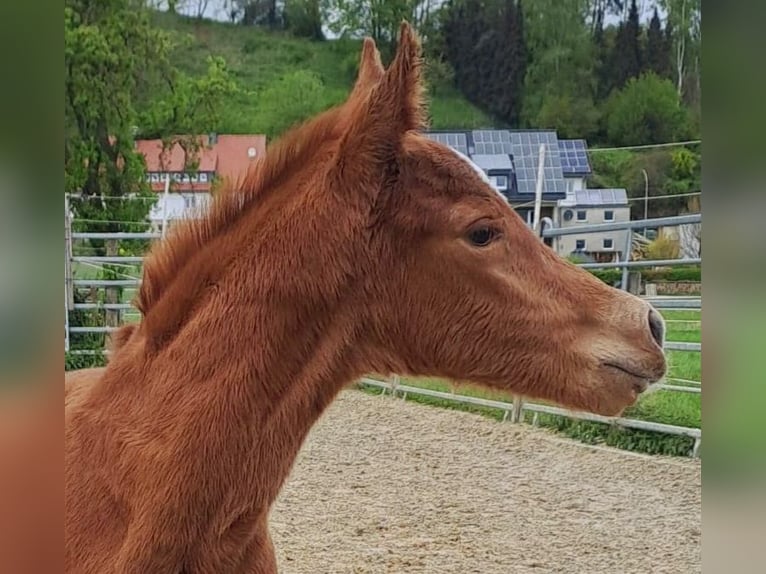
xmin=425 ymin=132 xmax=469 ymax=155
xmin=509 ymin=132 xmax=566 ymax=195
xmin=558 ymin=139 xmax=592 ymax=175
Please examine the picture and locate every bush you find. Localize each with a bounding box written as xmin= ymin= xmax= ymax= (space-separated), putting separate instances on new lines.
xmin=543 ymin=417 xmax=696 ymax=457
xmin=66 ymin=351 xmax=106 ymax=371
xmin=606 ymin=72 xmax=690 ymax=147
xmin=585 ymin=266 xmax=701 ymax=285
xmin=645 ymin=236 xmax=680 ymax=260
xmin=642 ymin=266 xmax=701 ymax=282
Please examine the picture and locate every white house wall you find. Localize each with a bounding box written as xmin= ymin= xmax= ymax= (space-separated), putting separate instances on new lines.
xmin=149 ymin=193 xmax=212 ymax=222
xmin=554 ymin=205 xmax=631 ymax=258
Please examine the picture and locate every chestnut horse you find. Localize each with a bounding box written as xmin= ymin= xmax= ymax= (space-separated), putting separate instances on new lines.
xmin=65 ymin=24 xmax=667 ymax=573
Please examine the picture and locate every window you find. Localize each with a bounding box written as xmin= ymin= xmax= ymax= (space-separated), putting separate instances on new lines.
xmin=160 ymin=173 xmax=169 ymax=182
xmin=603 ymin=238 xmax=614 ymax=249
xmin=150 ymin=173 xmax=159 ymax=183
xmin=491 ymin=175 xmax=508 ymax=190
xmin=190 ymin=172 xmax=199 ymax=183
xmin=575 ymin=239 xmax=585 ymax=250
xmin=519 ymin=210 xmax=533 ymax=226
xmin=604 ymin=210 xmax=614 ymax=221
xmin=200 ymin=172 xmax=209 ymax=183
xmin=576 ymin=210 xmax=587 ymax=221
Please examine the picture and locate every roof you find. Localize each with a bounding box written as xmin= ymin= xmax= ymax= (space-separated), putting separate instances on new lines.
xmin=506 ymin=130 xmax=566 ymax=195
xmin=424 ymin=129 xmax=580 ymax=195
xmin=471 ymin=154 xmax=513 ymax=171
xmin=424 ymin=132 xmax=469 ymax=155
xmin=570 ymin=188 xmax=628 ymax=206
xmin=558 ymin=139 xmax=592 ymax=175
xmin=136 ymin=134 xmax=267 ymax=192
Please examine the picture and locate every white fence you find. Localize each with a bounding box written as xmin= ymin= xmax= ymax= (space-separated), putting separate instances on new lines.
xmin=65 ymin=208 xmax=701 ymax=457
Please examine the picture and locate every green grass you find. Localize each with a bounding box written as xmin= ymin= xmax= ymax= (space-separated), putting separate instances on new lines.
xmin=150 ymin=12 xmax=492 ymax=137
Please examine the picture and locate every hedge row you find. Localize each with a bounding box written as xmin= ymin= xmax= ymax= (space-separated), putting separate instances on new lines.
xmin=588 ymin=266 xmax=701 ymax=285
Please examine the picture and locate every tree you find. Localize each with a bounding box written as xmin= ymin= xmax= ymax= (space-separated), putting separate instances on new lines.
xmin=284 ymin=0 xmax=324 ymax=39
xmin=490 ymin=0 xmax=527 ymax=126
xmin=325 ymin=0 xmax=419 ymax=48
xmin=520 ymin=0 xmax=599 ymax=136
xmin=658 ymin=0 xmax=701 ymax=101
xmin=441 ymin=0 xmax=486 ymax=105
xmin=65 ymin=0 xmax=237 ymax=328
xmin=438 ymin=0 xmax=527 ymax=127
xmin=609 ymin=0 xmax=641 ymax=90
xmin=644 ymin=7 xmax=670 ymax=78
xmin=586 ymin=0 xmax=623 ymax=34
xmin=235 ymin=0 xmax=285 ymax=27
xmin=606 ymin=72 xmax=689 ymax=146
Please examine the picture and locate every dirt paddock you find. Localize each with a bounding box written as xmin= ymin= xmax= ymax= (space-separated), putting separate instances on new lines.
xmin=271 ymin=390 xmax=701 ymax=573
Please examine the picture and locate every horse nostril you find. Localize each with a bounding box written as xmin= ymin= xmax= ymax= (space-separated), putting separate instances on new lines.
xmin=648 ymin=308 xmax=665 ymax=347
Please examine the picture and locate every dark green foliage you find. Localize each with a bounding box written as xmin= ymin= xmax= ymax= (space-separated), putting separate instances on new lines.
xmin=519 ymin=0 xmax=600 ymax=138
xmin=284 ymin=0 xmax=324 ymax=39
xmin=606 ymin=73 xmax=690 ymax=147
xmin=441 ymin=0 xmax=527 ymax=127
xmin=645 ymin=7 xmax=671 ymax=78
xmin=642 ymin=266 xmax=701 ymax=282
xmin=66 ymin=289 xmax=108 ymax=371
xmin=586 ymin=266 xmax=701 ymax=286
xmin=589 ymin=146 xmax=700 ymax=219
xmin=545 ymin=418 xmax=696 ymax=457
xmin=609 ymin=0 xmax=642 ymax=92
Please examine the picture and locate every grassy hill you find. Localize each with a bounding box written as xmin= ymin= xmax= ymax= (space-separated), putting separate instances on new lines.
xmin=151 ymin=12 xmax=491 ymax=139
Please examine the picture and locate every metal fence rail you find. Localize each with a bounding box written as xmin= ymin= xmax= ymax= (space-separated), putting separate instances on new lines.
xmin=65 ymin=209 xmax=702 ymax=456
xmin=357 ymin=378 xmax=702 ymax=456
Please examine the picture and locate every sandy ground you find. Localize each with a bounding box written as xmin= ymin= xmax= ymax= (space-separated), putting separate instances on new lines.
xmin=270 ymin=390 xmax=701 ymax=574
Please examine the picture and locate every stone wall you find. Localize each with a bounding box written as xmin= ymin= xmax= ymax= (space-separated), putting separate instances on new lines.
xmin=650 ymin=281 xmax=702 ymax=296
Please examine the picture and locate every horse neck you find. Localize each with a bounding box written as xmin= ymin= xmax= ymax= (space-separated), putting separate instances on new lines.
xmin=116 ymin=190 xmax=370 ymax=508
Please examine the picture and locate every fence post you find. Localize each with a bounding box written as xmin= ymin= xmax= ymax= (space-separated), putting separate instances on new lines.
xmin=510 ymin=398 xmax=523 ymax=424
xmin=620 ymin=228 xmax=633 ymax=290
xmin=390 ymin=374 xmax=400 ymax=398
xmin=691 ymin=437 xmax=701 ymax=458
xmin=64 ymin=194 xmax=73 ymax=353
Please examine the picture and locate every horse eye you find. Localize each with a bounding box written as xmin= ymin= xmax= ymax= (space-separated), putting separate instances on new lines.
xmin=467 ymin=226 xmax=497 ymax=247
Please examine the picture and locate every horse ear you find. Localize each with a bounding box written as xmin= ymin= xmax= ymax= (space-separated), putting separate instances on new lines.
xmin=332 ymin=22 xmax=427 ymax=182
xmin=352 ymin=37 xmax=385 ymax=94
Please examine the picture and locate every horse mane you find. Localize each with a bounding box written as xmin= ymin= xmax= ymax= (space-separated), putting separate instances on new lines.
xmin=134 ymin=108 xmax=346 ymax=352
xmin=135 ymin=40 xmax=386 ymax=351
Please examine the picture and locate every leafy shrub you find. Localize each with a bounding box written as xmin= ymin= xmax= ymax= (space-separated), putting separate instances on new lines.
xmin=606 ymin=72 xmax=690 ymax=147
xmin=586 ymin=266 xmax=701 ymax=286
xmin=642 ymin=266 xmax=701 ymax=282
xmin=645 ymin=236 xmax=680 ymax=260
xmin=540 ymin=416 xmax=696 ymax=457
xmin=66 ymin=351 xmax=106 ymax=371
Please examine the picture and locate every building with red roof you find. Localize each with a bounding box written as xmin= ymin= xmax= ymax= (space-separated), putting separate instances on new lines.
xmin=135 ymin=133 xmax=266 ymax=223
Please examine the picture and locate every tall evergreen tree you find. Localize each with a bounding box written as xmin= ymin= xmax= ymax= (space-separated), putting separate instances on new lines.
xmin=610 ymin=0 xmax=642 ymax=90
xmin=443 ymin=0 xmax=488 ymax=106
xmin=593 ymin=10 xmax=612 ymax=100
xmin=493 ymin=0 xmax=528 ymax=127
xmin=442 ymin=0 xmax=527 ymax=126
xmin=645 ymin=7 xmax=669 ymax=77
